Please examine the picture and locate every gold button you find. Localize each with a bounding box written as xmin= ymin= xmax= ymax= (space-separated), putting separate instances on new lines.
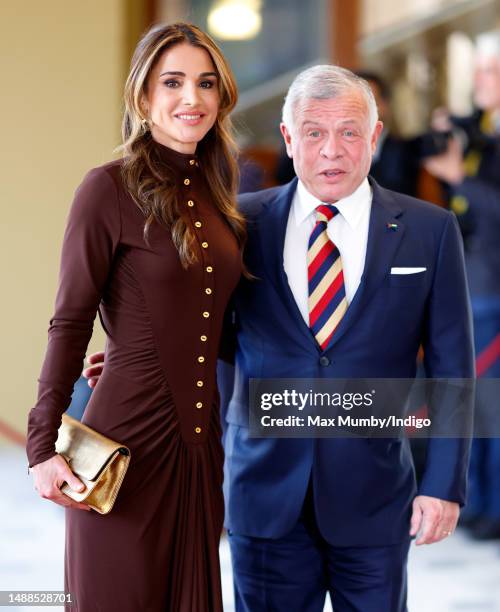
xmin=195 ymin=221 xmax=202 ymax=228
xmin=187 ymin=200 xmax=194 ymax=207
xmin=184 ymin=178 xmax=190 ymax=186
xmin=195 ymin=427 xmax=202 ymax=434
xmin=196 ymin=401 xmax=203 ymax=409
xmin=200 ymin=335 xmax=207 ymax=342
xmin=206 ymin=266 xmax=213 ymax=273
xmin=189 ymin=159 xmax=196 ymax=165
xmin=196 ymin=380 xmax=203 ymax=387
xmin=205 ymin=288 xmax=212 ymax=295
xmin=201 ymin=242 xmax=208 ymax=249
xmin=202 ymin=311 xmax=210 ymax=318
xmin=198 ymin=356 xmax=205 ymax=363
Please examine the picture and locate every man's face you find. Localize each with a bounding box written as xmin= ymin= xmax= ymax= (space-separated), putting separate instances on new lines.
xmin=280 ymin=91 xmax=383 ymax=203
xmin=474 ymin=56 xmax=500 ymax=112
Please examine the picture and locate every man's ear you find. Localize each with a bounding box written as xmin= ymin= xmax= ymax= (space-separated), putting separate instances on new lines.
xmin=280 ymin=122 xmax=293 ymax=158
xmin=371 ymin=120 xmax=384 ymax=153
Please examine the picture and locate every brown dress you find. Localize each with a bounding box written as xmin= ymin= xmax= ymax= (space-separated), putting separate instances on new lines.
xmin=26 ymin=142 xmax=242 ymax=611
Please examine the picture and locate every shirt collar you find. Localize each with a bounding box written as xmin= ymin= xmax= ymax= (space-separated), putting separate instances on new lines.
xmin=294 ymin=177 xmax=372 ymax=230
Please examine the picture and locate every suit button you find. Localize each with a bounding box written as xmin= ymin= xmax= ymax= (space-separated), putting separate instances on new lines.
xmin=319 ymin=356 xmax=330 ymax=367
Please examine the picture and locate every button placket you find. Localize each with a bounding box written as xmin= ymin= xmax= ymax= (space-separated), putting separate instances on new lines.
xmin=182 ymin=161 xmax=214 ymax=433
xmin=196 ymin=243 xmax=214 ymax=423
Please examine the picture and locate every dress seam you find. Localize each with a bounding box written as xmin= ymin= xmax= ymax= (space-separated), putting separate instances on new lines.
xmin=125 ymin=257 xmax=172 ymax=391
xmin=103 ymin=364 xmax=169 ymax=391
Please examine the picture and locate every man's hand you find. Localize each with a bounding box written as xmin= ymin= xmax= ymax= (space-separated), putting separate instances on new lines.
xmin=83 ymin=351 xmax=105 ymax=388
xmin=430 ymin=106 xmax=453 ymax=132
xmin=423 ymin=137 xmax=465 ymax=185
xmin=410 ymin=495 xmax=459 ymax=545
xmin=31 ymin=455 xmax=91 ymax=511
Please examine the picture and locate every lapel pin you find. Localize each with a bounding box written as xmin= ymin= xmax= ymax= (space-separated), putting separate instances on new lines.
xmin=386 ymin=223 xmax=398 ymax=232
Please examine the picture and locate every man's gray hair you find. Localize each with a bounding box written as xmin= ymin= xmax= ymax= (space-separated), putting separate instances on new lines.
xmin=282 ymin=65 xmax=378 ymax=132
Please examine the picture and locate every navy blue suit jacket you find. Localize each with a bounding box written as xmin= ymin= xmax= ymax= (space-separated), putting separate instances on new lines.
xmin=222 ymin=178 xmax=474 ymax=547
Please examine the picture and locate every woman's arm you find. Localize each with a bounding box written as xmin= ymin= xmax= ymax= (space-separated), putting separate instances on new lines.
xmin=27 ymin=167 xmax=121 ymax=503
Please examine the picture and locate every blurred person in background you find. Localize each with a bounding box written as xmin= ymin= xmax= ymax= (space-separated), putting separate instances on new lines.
xmin=425 ymin=29 xmax=500 ymax=541
xmin=355 ymin=71 xmax=421 ymax=197
xmin=26 ymin=22 xmax=246 ymax=611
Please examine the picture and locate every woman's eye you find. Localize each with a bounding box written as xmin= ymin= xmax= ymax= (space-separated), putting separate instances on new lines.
xmin=164 ymin=79 xmax=180 ymax=88
xmin=200 ymin=80 xmax=215 ymax=89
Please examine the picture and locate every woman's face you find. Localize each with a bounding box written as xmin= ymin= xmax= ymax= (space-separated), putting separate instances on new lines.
xmin=143 ymin=42 xmax=220 ymax=154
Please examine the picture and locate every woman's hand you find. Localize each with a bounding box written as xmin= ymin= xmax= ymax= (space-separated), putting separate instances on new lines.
xmin=83 ymin=351 xmax=105 ymax=388
xmin=31 ymin=455 xmax=91 ymax=511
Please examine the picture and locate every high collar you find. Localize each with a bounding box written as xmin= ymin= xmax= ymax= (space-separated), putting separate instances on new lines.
xmin=152 ymin=138 xmax=199 ymax=171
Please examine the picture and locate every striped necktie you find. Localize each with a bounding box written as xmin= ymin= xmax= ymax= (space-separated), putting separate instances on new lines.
xmin=308 ymin=204 xmax=347 ymax=350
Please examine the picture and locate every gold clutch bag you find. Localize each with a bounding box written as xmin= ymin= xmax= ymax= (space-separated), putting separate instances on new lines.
xmin=55 ymin=414 xmax=131 ymax=515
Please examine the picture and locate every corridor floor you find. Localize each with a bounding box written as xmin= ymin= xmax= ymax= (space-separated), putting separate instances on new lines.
xmin=2 ymin=444 xmax=499 ymax=611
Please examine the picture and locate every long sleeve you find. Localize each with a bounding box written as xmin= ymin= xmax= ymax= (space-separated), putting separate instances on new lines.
xmin=418 ymin=212 xmax=475 ymax=504
xmin=453 ymin=177 xmax=500 ymax=223
xmin=26 ymin=167 xmax=121 ymax=467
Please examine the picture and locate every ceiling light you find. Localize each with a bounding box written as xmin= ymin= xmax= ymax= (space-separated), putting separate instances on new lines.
xmin=208 ymin=0 xmax=262 ymax=41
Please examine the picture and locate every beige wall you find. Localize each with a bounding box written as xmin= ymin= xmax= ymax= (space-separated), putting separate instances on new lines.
xmin=0 ymin=1 xmax=126 ymax=438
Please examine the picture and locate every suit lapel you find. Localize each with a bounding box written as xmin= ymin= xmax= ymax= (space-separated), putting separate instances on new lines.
xmin=323 ymin=179 xmax=405 ymax=351
xmin=257 ymin=179 xmax=317 ymax=350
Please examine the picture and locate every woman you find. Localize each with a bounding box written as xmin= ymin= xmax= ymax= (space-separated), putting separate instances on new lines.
xmin=26 ymin=23 xmax=245 ymax=611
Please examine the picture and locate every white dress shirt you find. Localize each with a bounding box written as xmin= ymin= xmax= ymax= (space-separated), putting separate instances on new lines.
xmin=283 ymin=178 xmax=372 ymax=324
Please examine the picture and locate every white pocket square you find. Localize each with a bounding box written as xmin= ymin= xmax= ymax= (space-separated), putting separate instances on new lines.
xmin=391 ymin=267 xmax=427 ymax=275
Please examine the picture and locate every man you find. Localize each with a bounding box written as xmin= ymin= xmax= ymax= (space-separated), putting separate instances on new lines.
xmin=221 ymin=65 xmax=472 ymax=612
xmin=425 ymin=29 xmax=500 ymax=540
xmin=86 ymin=66 xmax=473 ymax=611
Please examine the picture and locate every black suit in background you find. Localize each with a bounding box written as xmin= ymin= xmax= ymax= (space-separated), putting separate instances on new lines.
xmin=370 ymin=131 xmax=422 ymax=197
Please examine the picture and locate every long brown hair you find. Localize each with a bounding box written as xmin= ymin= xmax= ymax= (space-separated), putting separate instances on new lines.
xmin=120 ymin=23 xmax=246 ymax=268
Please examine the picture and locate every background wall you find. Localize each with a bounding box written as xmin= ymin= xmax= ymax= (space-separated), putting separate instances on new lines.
xmin=0 ymin=1 xmax=126 ymax=439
